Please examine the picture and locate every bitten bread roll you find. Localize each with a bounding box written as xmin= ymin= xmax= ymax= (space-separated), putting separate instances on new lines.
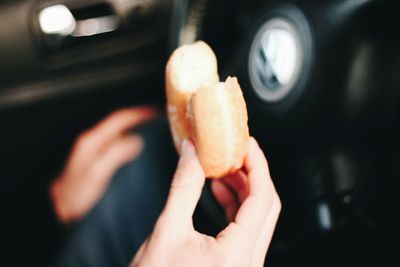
xmin=166 ymin=41 xmax=219 ymax=151
xmin=166 ymin=41 xmax=249 ymax=178
xmin=188 ymin=77 xmax=249 ymax=178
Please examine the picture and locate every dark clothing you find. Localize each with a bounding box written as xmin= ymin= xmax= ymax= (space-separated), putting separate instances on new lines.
xmin=53 ymin=116 xmax=225 ymax=267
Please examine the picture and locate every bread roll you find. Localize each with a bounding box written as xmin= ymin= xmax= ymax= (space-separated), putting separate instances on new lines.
xmin=166 ymin=41 xmax=249 ymax=178
xmin=166 ymin=41 xmax=219 ymax=151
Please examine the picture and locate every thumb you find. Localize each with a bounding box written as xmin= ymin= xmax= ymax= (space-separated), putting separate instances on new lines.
xmin=162 ymin=139 xmax=206 ymax=228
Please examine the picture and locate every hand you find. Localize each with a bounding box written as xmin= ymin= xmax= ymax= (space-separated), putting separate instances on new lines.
xmin=131 ymin=137 xmax=281 ymax=267
xmin=50 ymin=107 xmax=157 ymax=224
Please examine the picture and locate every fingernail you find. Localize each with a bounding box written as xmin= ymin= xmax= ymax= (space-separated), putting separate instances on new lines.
xmin=249 ymin=137 xmax=259 ymax=149
xmin=146 ymin=106 xmax=158 ymax=114
xmin=135 ymin=106 xmax=158 ymax=117
xmin=180 ymin=139 xmax=195 ymax=159
xmin=180 ymin=139 xmax=189 ymax=153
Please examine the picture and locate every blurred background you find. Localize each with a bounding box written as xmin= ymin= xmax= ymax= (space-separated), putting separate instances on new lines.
xmin=1 ymin=0 xmax=400 ymax=266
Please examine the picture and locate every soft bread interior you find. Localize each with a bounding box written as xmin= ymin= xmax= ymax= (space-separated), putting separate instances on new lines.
xmin=166 ymin=41 xmax=219 ymax=151
xmin=166 ymin=41 xmax=249 ymax=178
xmin=166 ymin=41 xmax=219 ymax=94
xmin=189 ymin=77 xmax=249 ymax=178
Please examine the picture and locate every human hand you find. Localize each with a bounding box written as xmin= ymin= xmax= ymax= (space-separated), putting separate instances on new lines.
xmin=50 ymin=107 xmax=157 ymax=224
xmin=131 ymin=137 xmax=281 ymax=267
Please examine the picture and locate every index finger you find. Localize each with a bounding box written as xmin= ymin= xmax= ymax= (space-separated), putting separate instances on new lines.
xmin=217 ymin=137 xmax=277 ymax=248
xmin=83 ymin=106 xmax=157 ymax=150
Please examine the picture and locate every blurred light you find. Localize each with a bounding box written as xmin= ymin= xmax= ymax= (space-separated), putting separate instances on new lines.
xmin=72 ymin=16 xmax=119 ymax=37
xmin=317 ymin=202 xmax=333 ymax=231
xmin=179 ymin=24 xmax=197 ymax=45
xmin=39 ymin=5 xmax=76 ymax=36
xmin=178 ymin=0 xmax=207 ymax=45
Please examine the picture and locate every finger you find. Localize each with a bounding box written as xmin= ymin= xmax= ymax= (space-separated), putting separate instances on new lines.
xmin=162 ymin=139 xmax=206 ymax=229
xmin=81 ymin=107 xmax=157 ymax=152
xmin=220 ymin=171 xmax=248 ymax=203
xmin=211 ymin=180 xmax=239 ymax=221
xmin=218 ymin=137 xmax=275 ymax=247
xmin=91 ymin=134 xmax=144 ymax=185
xmin=254 ymin=192 xmax=281 ymax=267
xmin=212 ymin=171 xmax=249 ymax=222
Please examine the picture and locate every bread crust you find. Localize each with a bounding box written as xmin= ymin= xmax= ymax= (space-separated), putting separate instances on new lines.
xmin=165 ymin=41 xmax=219 ymax=152
xmin=166 ymin=42 xmax=249 ymax=178
xmin=189 ymin=77 xmax=249 ymax=178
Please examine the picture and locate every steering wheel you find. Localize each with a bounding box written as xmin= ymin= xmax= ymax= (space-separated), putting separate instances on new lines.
xmin=169 ymin=0 xmax=400 ymax=257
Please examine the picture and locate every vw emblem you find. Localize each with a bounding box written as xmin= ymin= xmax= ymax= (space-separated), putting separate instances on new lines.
xmin=249 ymin=18 xmax=303 ymax=103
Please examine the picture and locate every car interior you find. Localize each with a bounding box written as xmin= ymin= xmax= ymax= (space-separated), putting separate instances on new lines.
xmin=1 ymin=0 xmax=400 ymax=266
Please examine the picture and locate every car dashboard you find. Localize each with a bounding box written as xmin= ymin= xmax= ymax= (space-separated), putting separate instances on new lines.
xmin=1 ymin=0 xmax=400 ymax=266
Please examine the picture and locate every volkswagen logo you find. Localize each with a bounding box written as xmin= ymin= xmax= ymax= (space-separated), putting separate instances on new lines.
xmin=248 ymin=18 xmax=303 ymax=103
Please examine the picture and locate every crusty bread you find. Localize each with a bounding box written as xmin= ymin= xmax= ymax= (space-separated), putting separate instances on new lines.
xmin=188 ymin=77 xmax=249 ymax=178
xmin=166 ymin=41 xmax=249 ymax=178
xmin=166 ymin=41 xmax=219 ymax=152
